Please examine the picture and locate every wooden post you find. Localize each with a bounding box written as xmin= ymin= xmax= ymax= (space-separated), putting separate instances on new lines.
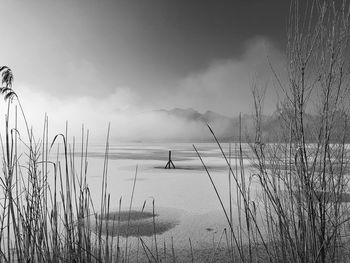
xmin=165 ymin=150 xmax=175 ymax=169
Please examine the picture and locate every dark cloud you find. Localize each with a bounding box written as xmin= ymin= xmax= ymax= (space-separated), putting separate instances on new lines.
xmin=0 ymin=0 xmax=291 ymax=135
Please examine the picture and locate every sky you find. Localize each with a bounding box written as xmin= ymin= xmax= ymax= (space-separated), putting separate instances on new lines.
xmin=0 ymin=0 xmax=291 ymax=140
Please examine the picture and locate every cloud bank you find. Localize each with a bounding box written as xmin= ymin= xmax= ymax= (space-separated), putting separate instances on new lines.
xmin=1 ymin=38 xmax=285 ymax=142
xmin=161 ymin=37 xmax=285 ymax=115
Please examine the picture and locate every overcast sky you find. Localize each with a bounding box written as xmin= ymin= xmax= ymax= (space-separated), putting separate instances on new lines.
xmin=0 ymin=0 xmax=291 ymax=139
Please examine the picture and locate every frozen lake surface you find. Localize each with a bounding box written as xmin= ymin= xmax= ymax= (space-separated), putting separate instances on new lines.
xmin=81 ymin=142 xmax=256 ymax=250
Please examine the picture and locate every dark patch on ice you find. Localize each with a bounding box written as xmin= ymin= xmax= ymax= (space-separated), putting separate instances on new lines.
xmin=154 ymin=165 xmax=229 ymax=171
xmin=99 ymin=208 xmax=181 ymax=237
xmin=100 ymin=211 xmax=156 ymax=221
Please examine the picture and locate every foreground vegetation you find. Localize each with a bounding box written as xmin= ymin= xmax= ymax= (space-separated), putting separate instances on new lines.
xmin=199 ymin=1 xmax=350 ymax=262
xmin=0 ymin=67 xmax=118 ymax=262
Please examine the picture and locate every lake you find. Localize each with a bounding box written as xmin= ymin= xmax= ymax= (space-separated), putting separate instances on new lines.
xmin=78 ymin=142 xmax=256 ymax=253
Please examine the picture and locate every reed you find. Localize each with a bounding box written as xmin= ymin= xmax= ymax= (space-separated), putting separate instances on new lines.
xmin=0 ymin=73 xmax=174 ymax=262
xmin=194 ymin=0 xmax=350 ymax=262
xmin=0 ymin=66 xmax=133 ymax=262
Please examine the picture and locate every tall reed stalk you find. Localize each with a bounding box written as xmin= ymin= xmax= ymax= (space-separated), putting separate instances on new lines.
xmin=195 ymin=1 xmax=350 ymax=262
xmin=0 ymin=66 xmax=129 ymax=262
xmin=0 ymin=66 xmax=176 ymax=263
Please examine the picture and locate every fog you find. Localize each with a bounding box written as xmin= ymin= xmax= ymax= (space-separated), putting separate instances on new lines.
xmin=0 ymin=86 xmax=206 ymax=142
xmin=0 ymin=38 xmax=285 ymax=142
